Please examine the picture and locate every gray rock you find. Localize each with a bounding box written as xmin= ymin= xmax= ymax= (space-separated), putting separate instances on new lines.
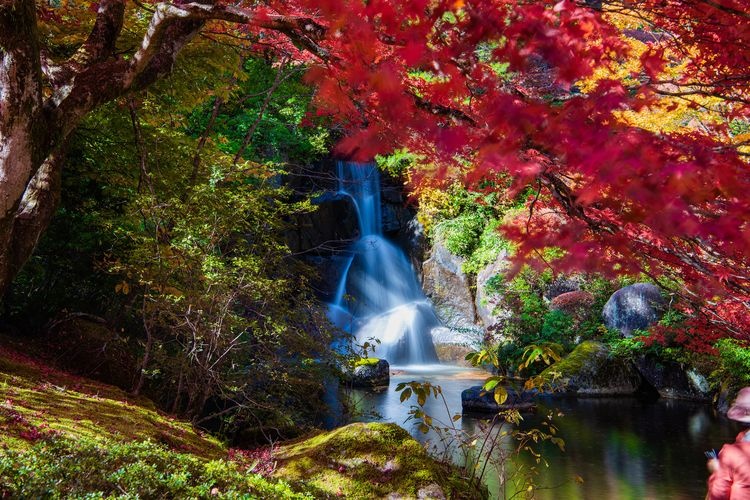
xmin=540 ymin=341 xmax=642 ymax=396
xmin=544 ymin=276 xmax=583 ymax=301
xmin=461 ymin=386 xmax=536 ymax=413
xmin=430 ymin=326 xmax=482 ymax=346
xmin=602 ymin=283 xmax=666 ymax=337
xmin=634 ymin=355 xmax=712 ymax=401
xmin=422 ymin=240 xmax=477 ymax=329
xmin=398 ymin=217 xmax=427 ymax=280
xmin=350 ymin=359 xmax=390 ymax=389
xmin=474 ymin=251 xmax=510 ymax=328
xmin=417 ymin=483 xmax=446 ymax=500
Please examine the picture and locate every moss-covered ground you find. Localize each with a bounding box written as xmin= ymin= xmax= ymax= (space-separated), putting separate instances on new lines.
xmin=0 ymin=345 xmax=481 ymax=499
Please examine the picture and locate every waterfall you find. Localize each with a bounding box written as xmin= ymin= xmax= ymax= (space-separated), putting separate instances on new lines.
xmin=328 ymin=161 xmax=439 ymax=366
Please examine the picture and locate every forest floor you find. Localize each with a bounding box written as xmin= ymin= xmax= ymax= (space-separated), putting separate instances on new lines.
xmin=0 ymin=344 xmax=481 ymax=499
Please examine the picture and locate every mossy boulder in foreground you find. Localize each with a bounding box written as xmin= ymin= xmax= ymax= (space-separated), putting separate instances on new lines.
xmin=274 ymin=422 xmax=482 ymax=499
xmin=539 ymin=340 xmax=642 ymax=396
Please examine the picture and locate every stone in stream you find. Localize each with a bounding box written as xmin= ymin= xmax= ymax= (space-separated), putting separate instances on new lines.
xmin=349 ymin=358 xmax=390 ymax=389
xmin=461 ymin=386 xmax=537 ymax=413
xmin=602 ymin=283 xmax=667 ymax=337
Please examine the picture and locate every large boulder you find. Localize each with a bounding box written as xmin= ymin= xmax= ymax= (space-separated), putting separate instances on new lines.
xmin=474 ymin=251 xmax=510 ymax=328
xmin=349 ymin=358 xmax=390 ymax=389
xmin=539 ymin=341 xmax=642 ymax=396
xmin=634 ymin=355 xmax=712 ymax=401
xmin=461 ymin=386 xmax=536 ymax=413
xmin=422 ymin=240 xmax=476 ymax=329
xmin=273 ymin=422 xmax=482 ymax=499
xmin=602 ymin=283 xmax=666 ymax=337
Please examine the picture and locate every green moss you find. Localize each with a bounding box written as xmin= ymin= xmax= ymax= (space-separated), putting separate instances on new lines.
xmin=0 ymin=346 xmax=224 ymax=459
xmin=0 ymin=346 xmax=317 ymax=498
xmin=273 ymin=422 xmax=482 ymax=499
xmin=353 ymin=357 xmax=381 ymax=368
xmin=538 ymin=340 xmax=640 ymax=395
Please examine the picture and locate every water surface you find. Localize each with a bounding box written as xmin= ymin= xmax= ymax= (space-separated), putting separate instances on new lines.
xmin=351 ymin=366 xmax=742 ymax=499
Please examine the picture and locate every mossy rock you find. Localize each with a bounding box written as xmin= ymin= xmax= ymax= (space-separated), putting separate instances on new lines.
xmin=348 ymin=358 xmax=390 ymax=389
xmin=539 ymin=341 xmax=642 ymax=396
xmin=273 ymin=422 xmax=483 ymax=499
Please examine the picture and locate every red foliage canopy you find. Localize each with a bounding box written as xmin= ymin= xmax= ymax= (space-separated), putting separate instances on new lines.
xmin=282 ymin=0 xmax=749 ymax=342
xmin=24 ymin=0 xmax=750 ymax=341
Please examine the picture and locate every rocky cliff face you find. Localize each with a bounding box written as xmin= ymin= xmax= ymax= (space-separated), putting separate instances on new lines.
xmin=422 ymin=239 xmax=477 ymax=330
xmin=474 ymin=251 xmax=510 ymax=329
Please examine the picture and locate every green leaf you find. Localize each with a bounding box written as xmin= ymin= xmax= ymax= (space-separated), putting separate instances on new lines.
xmin=493 ymin=386 xmax=508 ymax=405
xmin=482 ymin=376 xmax=502 ymax=391
xmin=400 ymin=388 xmax=412 ymax=403
xmin=416 ymin=388 xmax=427 ymax=406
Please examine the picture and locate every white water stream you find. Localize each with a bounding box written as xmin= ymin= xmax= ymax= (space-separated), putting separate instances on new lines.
xmin=327 ymin=161 xmax=440 ymax=365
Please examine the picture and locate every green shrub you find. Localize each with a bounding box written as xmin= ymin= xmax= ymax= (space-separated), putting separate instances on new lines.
xmin=712 ymin=339 xmax=750 ymax=395
xmin=0 ymin=436 xmax=307 ymax=499
xmin=435 ymin=212 xmax=486 ymax=258
xmin=540 ymin=310 xmax=575 ymax=348
xmin=463 ymin=219 xmax=514 ymax=275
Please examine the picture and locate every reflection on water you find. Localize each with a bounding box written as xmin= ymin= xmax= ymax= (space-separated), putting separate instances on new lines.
xmin=351 ymin=366 xmax=743 ymax=499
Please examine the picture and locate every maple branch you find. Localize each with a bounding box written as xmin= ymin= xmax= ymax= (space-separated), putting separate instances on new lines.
xmin=409 ymin=92 xmax=477 ymax=126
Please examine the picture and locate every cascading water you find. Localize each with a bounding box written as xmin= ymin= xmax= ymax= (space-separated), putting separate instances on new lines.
xmin=328 ymin=161 xmax=439 ymax=366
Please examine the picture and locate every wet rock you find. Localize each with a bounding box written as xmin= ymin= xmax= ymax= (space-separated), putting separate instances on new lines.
xmin=634 ymin=355 xmax=712 ymax=401
xmin=433 ymin=344 xmax=474 ymax=366
xmin=461 ymin=386 xmax=536 ymax=413
xmin=474 ymin=251 xmax=510 ymax=328
xmin=539 ymin=341 xmax=642 ymax=396
xmin=602 ymin=283 xmax=666 ymax=337
xmin=400 ymin=217 xmax=427 ymax=280
xmin=349 ymin=358 xmax=390 ymax=389
xmin=430 ymin=326 xmax=482 ymax=347
xmin=422 ymin=240 xmax=476 ymax=329
xmin=286 ymin=194 xmax=358 ymax=255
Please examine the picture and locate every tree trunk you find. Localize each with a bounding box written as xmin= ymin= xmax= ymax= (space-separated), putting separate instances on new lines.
xmin=0 ymin=0 xmax=55 ymax=297
xmin=0 ymin=0 xmax=323 ymax=298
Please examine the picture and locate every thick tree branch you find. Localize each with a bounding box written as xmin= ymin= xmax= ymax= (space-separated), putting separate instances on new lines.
xmin=45 ymin=0 xmax=126 ymax=104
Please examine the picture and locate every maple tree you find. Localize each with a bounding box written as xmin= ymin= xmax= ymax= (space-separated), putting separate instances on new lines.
xmin=1 ymin=0 xmax=748 ymax=340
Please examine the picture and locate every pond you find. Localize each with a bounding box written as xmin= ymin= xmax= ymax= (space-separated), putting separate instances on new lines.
xmin=348 ymin=365 xmax=743 ymax=499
